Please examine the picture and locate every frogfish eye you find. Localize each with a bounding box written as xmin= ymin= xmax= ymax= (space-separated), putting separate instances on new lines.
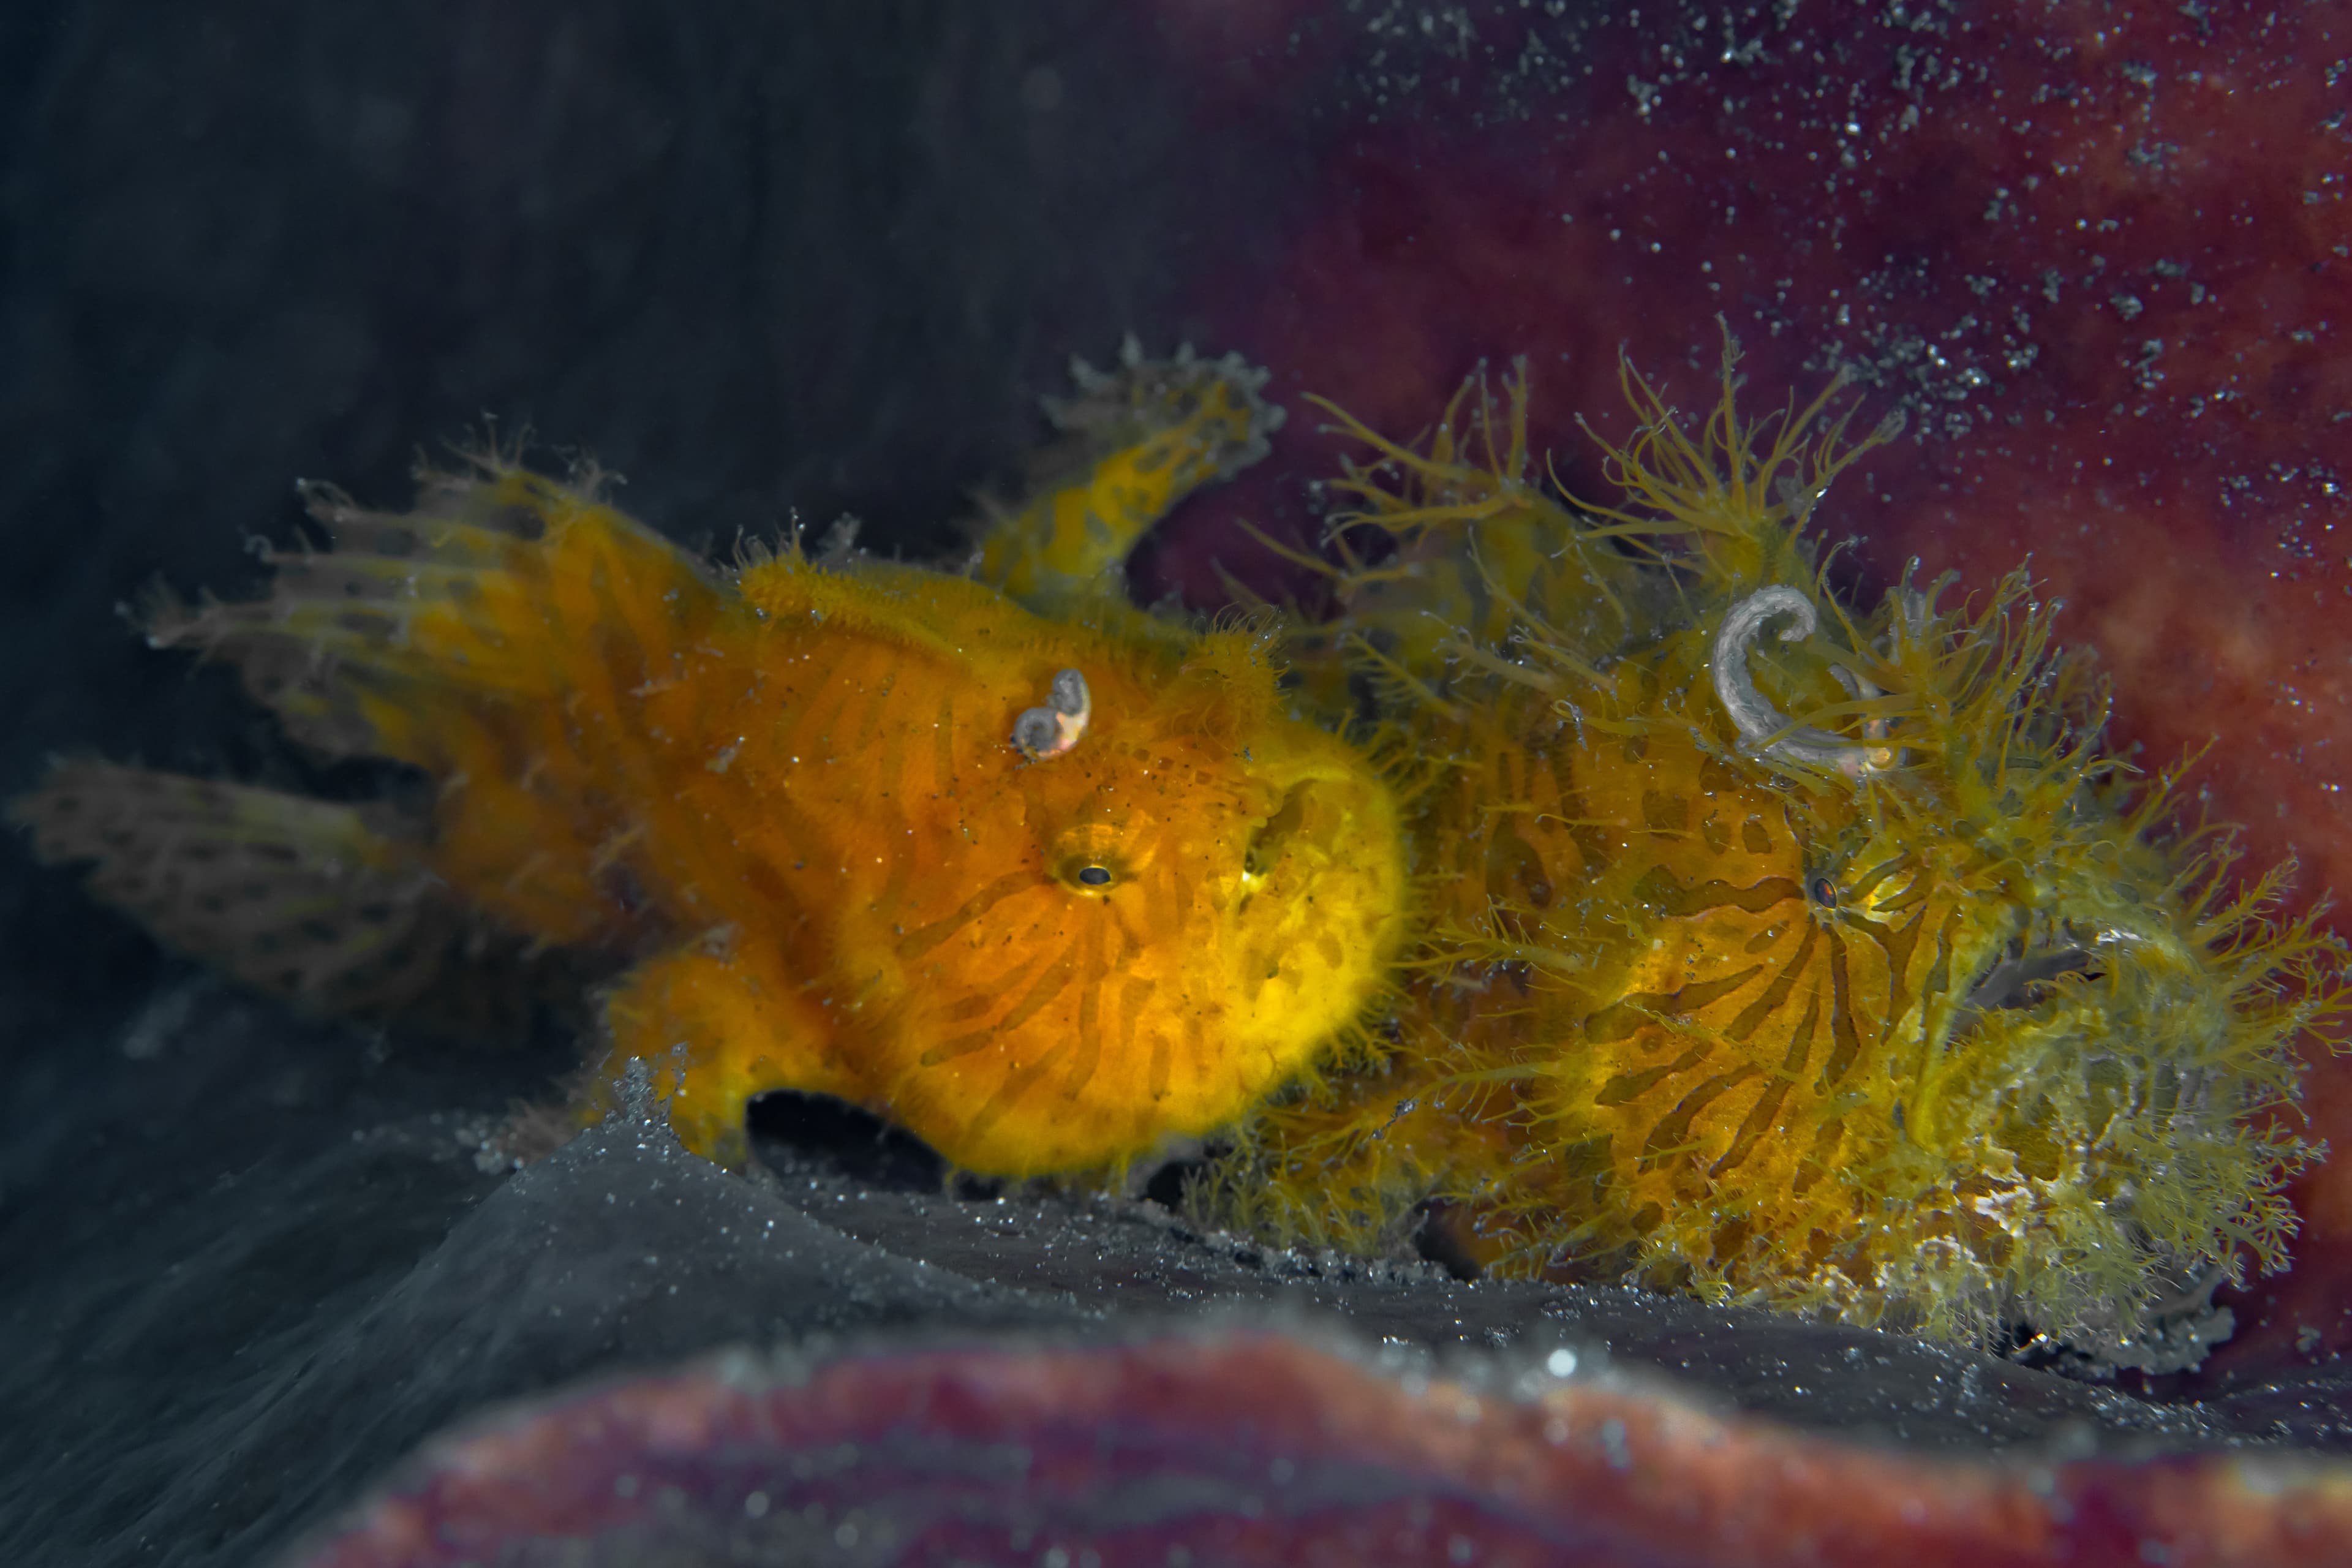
xmin=1054 ymin=854 xmax=1123 ymax=892
xmin=1048 ymin=821 xmax=1136 ymax=894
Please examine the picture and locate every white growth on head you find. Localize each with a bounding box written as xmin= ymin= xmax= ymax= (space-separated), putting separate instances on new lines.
xmin=1710 ymin=586 xmax=1888 ymax=777
xmin=1011 ymin=668 xmax=1091 ymax=758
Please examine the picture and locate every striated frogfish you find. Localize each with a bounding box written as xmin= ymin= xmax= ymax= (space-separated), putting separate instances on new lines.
xmin=13 ymin=341 xmax=1410 ymax=1177
xmin=17 ymin=333 xmax=2343 ymax=1370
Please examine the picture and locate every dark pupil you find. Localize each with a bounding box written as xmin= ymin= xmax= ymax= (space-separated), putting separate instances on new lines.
xmin=1811 ymin=876 xmax=1838 ymax=907
xmin=1077 ymin=865 xmax=1113 ymax=887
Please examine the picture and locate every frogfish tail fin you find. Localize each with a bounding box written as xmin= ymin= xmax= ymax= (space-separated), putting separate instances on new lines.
xmin=11 ymin=760 xmax=460 ymax=1016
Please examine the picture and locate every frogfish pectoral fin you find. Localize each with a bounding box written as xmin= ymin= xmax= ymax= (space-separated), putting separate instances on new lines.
xmin=589 ymin=943 xmax=862 ymax=1169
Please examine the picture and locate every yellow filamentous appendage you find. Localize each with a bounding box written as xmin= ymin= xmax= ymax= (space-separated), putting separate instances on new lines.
xmin=1202 ymin=343 xmax=2344 ymax=1370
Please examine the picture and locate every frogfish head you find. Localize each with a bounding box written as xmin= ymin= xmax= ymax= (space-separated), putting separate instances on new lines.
xmin=872 ymin=631 xmax=1411 ymax=1178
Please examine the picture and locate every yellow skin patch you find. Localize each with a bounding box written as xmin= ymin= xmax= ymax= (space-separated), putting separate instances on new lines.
xmin=17 ymin=347 xmax=1402 ymax=1179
